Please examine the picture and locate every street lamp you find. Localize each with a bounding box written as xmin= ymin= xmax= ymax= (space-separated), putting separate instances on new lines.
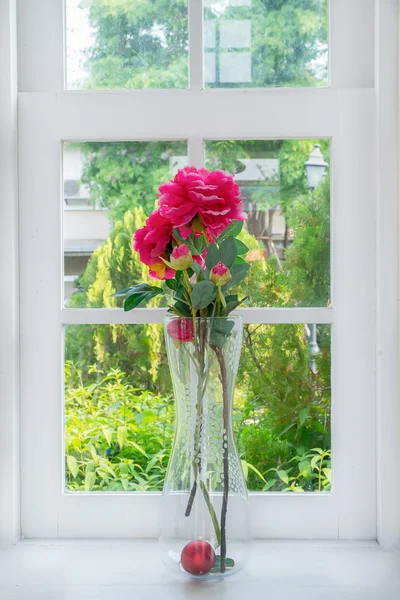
xmin=304 ymin=144 xmax=328 ymax=372
xmin=304 ymin=144 xmax=328 ymax=192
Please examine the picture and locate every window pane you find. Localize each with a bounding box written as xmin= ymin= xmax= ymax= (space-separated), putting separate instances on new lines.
xmin=66 ymin=0 xmax=188 ymax=89
xmin=63 ymin=141 xmax=188 ymax=306
xmin=65 ymin=323 xmax=331 ymax=493
xmin=203 ymin=0 xmax=328 ymax=88
xmin=205 ymin=139 xmax=330 ymax=308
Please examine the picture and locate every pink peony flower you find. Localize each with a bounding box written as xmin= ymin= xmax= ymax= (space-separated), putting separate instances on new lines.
xmin=158 ymin=167 xmax=247 ymax=238
xmin=170 ymin=244 xmax=193 ymax=271
xmin=133 ymin=210 xmax=175 ymax=280
xmin=210 ymin=262 xmax=231 ymax=287
xmin=167 ymin=319 xmax=193 ymax=343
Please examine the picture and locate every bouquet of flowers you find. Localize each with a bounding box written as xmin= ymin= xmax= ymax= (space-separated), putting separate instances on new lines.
xmin=113 ymin=166 xmax=250 ymax=319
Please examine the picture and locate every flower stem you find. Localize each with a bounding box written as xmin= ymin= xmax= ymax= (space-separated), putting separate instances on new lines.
xmin=213 ymin=346 xmax=229 ymax=573
xmin=183 ymin=269 xmax=192 ymax=292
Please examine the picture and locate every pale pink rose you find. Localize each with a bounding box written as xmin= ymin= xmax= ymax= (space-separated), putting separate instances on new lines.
xmin=167 ymin=319 xmax=194 ymax=343
xmin=210 ymin=262 xmax=231 ymax=287
xmin=158 ymin=167 xmax=247 ymax=238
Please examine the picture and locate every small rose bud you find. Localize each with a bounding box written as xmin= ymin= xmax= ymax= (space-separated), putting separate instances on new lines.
xmin=210 ymin=262 xmax=231 ymax=287
xmin=170 ymin=244 xmax=193 ymax=271
xmin=167 ymin=319 xmax=193 ymax=343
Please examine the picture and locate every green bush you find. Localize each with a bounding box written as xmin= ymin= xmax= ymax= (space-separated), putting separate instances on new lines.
xmin=65 ymin=363 xmax=174 ymax=491
xmin=65 ymin=355 xmax=331 ymax=493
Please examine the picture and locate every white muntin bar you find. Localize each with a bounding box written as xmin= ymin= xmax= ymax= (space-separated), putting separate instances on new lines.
xmin=60 ymin=307 xmax=335 ymax=326
xmin=188 ymin=0 xmax=204 ymax=91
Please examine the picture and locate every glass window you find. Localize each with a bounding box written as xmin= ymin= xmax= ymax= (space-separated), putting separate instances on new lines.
xmin=66 ymin=0 xmax=189 ymax=89
xmin=63 ymin=141 xmax=188 ymax=305
xmin=203 ymin=0 xmax=328 ymax=88
xmin=65 ymin=323 xmax=331 ymax=493
xmin=205 ymin=139 xmax=330 ymax=307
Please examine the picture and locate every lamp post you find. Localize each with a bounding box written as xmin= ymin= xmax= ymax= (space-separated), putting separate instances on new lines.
xmin=304 ymin=144 xmax=328 ymax=192
xmin=304 ymin=144 xmax=328 ymax=372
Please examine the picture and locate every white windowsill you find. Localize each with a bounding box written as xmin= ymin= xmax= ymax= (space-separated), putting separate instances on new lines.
xmin=0 ymin=540 xmax=399 ymax=599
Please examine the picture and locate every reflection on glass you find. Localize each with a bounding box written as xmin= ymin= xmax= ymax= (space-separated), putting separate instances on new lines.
xmin=66 ymin=0 xmax=189 ymax=89
xmin=205 ymin=139 xmax=330 ymax=308
xmin=203 ymin=0 xmax=328 ymax=88
xmin=63 ymin=141 xmax=188 ymax=305
xmin=65 ymin=324 xmax=331 ymax=492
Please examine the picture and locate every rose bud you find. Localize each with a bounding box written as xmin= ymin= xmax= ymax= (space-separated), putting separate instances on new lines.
xmin=170 ymin=245 xmax=193 ymax=271
xmin=167 ymin=319 xmax=193 ymax=343
xmin=210 ymin=262 xmax=231 ymax=287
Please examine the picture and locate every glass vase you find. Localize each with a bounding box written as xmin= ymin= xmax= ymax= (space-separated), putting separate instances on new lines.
xmin=159 ymin=315 xmax=251 ymax=578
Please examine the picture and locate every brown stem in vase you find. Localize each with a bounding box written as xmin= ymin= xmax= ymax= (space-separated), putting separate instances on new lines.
xmin=213 ymin=345 xmax=229 ymax=573
xmin=185 ymin=480 xmax=197 ymax=516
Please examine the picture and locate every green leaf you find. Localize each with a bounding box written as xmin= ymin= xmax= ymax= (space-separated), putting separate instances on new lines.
xmin=219 ymin=237 xmax=237 ymax=268
xmin=117 ymin=425 xmax=127 ymax=449
xmin=234 ymin=239 xmax=249 ymax=255
xmin=210 ymin=556 xmax=235 ymax=572
xmin=67 ymin=455 xmax=79 ymax=479
xmin=172 ymin=229 xmax=198 ymax=254
xmin=123 ymin=286 xmax=163 ymax=311
xmin=209 ymin=331 xmax=227 ymax=347
xmin=84 ymin=470 xmax=96 ymax=491
xmin=233 ymin=256 xmax=246 ymax=264
xmin=311 ymin=455 xmax=322 ymax=470
xmin=111 ymin=286 xmax=135 ymax=298
xmin=165 ymin=279 xmax=178 ymax=291
xmin=210 ymin=318 xmax=235 ymax=346
xmin=222 ymin=263 xmax=250 ymax=291
xmin=193 ymin=235 xmax=207 ymax=255
xmin=299 ymin=407 xmax=309 ymax=426
xmin=241 ymin=459 xmax=249 ymax=481
xmin=102 ymin=428 xmax=113 ymax=445
xmin=222 ymin=296 xmax=248 ymax=315
xmin=246 ymin=462 xmax=267 ymax=483
xmin=262 ymin=479 xmax=278 ymax=491
xmin=190 ymin=261 xmax=203 ymax=275
xmin=192 ymin=281 xmax=217 ymax=310
xmin=171 ymin=300 xmax=191 ymax=317
xmin=112 ymin=283 xmax=162 ymax=298
xmin=278 ymin=422 xmax=296 ymax=437
xmin=172 ymin=228 xmax=186 ymax=244
xmin=277 ymin=470 xmax=289 ymax=484
xmin=128 ymin=440 xmax=148 ymax=457
xmin=205 ymin=243 xmax=220 ymax=269
xmin=217 ymin=220 xmax=243 ymax=242
xmin=213 ymin=319 xmax=235 ymax=335
xmin=322 ymin=468 xmax=332 ymax=483
xmin=124 ymin=292 xmax=149 ymax=311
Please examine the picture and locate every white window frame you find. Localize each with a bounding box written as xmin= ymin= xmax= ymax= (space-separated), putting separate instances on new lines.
xmin=0 ymin=0 xmax=394 ymax=545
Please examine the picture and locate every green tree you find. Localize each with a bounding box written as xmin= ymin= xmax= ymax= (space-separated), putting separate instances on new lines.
xmin=80 ymin=0 xmax=188 ymax=89
xmin=206 ymin=0 xmax=328 ymax=88
xmin=279 ymin=177 xmax=330 ymax=307
xmin=77 ymin=0 xmax=327 ymax=90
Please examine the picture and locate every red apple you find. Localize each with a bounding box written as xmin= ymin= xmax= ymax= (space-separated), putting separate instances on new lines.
xmin=181 ymin=540 xmax=215 ymax=576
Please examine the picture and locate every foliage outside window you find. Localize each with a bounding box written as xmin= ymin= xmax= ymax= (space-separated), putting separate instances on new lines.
xmin=64 ymin=0 xmax=331 ymax=494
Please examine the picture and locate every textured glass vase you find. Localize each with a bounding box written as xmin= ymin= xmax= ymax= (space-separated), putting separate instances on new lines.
xmin=159 ymin=315 xmax=251 ymax=578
